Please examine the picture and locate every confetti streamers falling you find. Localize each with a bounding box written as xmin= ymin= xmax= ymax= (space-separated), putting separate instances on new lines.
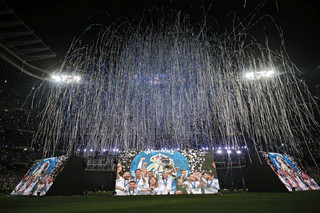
xmin=33 ymin=13 xmax=319 ymax=158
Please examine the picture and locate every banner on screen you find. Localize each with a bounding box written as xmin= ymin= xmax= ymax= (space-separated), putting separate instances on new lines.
xmin=115 ymin=149 xmax=220 ymax=196
xmin=262 ymin=152 xmax=320 ymax=191
xmin=11 ymin=155 xmax=68 ymax=196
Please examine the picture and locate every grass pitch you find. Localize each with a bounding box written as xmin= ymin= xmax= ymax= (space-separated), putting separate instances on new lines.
xmin=1 ymin=191 xmax=319 ymax=213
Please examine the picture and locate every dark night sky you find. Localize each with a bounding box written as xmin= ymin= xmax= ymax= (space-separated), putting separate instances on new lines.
xmin=1 ymin=0 xmax=320 ymax=92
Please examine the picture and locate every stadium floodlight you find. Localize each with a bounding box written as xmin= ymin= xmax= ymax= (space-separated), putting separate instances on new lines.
xmin=244 ymin=69 xmax=276 ymax=80
xmin=112 ymin=148 xmax=119 ymax=152
xmin=51 ymin=73 xmax=81 ymax=83
xmin=244 ymin=72 xmax=255 ymax=80
xmin=227 ymin=150 xmax=232 ymax=154
xmin=217 ymin=150 xmax=223 ymax=154
xmin=236 ymin=150 xmax=242 ymax=154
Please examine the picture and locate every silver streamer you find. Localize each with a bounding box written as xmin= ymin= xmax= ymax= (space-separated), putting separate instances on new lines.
xmin=32 ymin=14 xmax=319 ymax=157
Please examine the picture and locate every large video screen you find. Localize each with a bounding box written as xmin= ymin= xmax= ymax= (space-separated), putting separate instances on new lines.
xmin=115 ymin=149 xmax=220 ymax=196
xmin=262 ymin=152 xmax=320 ymax=191
xmin=11 ymin=155 xmax=68 ymax=196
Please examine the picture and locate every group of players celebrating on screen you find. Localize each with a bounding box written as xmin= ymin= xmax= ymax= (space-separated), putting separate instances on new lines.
xmin=115 ymin=158 xmax=220 ymax=196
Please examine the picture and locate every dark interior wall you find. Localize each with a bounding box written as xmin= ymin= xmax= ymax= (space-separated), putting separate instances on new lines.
xmin=46 ymin=155 xmax=85 ymax=196
xmin=216 ymin=167 xmax=246 ymax=189
xmin=84 ymin=170 xmax=116 ymax=191
xmin=244 ymin=152 xmax=288 ymax=192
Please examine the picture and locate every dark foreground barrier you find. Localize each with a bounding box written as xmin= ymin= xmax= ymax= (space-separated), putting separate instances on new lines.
xmin=84 ymin=170 xmax=116 ymax=192
xmin=244 ymin=152 xmax=289 ymax=192
xmin=46 ymin=155 xmax=85 ymax=196
xmin=216 ymin=166 xmax=246 ymax=190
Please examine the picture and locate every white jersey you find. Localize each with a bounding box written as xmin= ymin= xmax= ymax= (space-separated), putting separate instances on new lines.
xmin=17 ymin=182 xmax=28 ymax=195
xmin=135 ymin=177 xmax=146 ymax=190
xmin=157 ymin=184 xmax=173 ymax=195
xmin=124 ymin=189 xmax=138 ymax=196
xmin=135 ymin=177 xmax=147 ymax=195
xmin=202 ymin=178 xmax=219 ymax=194
xmin=157 ymin=176 xmax=174 ymax=195
xmin=24 ymin=181 xmax=38 ymax=195
xmin=115 ymin=177 xmax=130 ymax=196
xmin=46 ymin=182 xmax=53 ymax=192
xmin=146 ymin=185 xmax=162 ymax=195
xmin=279 ymin=175 xmax=292 ymax=190
xmin=185 ymin=181 xmax=202 ymax=194
xmin=308 ymin=179 xmax=320 ymax=190
xmin=32 ymin=183 xmax=45 ymax=196
xmin=14 ymin=181 xmax=24 ymax=191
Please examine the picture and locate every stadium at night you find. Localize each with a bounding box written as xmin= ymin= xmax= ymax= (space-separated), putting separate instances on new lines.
xmin=1 ymin=0 xmax=320 ymax=212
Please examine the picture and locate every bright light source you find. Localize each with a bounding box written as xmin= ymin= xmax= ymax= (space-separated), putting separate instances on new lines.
xmin=244 ymin=72 xmax=255 ymax=80
xmin=264 ymin=70 xmax=275 ymax=77
xmin=51 ymin=74 xmax=81 ymax=83
xmin=103 ymin=149 xmax=107 ymax=152
xmin=217 ymin=150 xmax=223 ymax=154
xmin=227 ymin=150 xmax=232 ymax=154
xmin=84 ymin=149 xmax=87 ymax=152
xmin=236 ymin=150 xmax=241 ymax=154
xmin=244 ymin=69 xmax=276 ymax=80
xmin=90 ymin=148 xmax=93 ymax=152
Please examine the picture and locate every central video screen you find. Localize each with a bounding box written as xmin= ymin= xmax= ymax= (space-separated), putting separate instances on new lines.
xmin=115 ymin=149 xmax=220 ymax=196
